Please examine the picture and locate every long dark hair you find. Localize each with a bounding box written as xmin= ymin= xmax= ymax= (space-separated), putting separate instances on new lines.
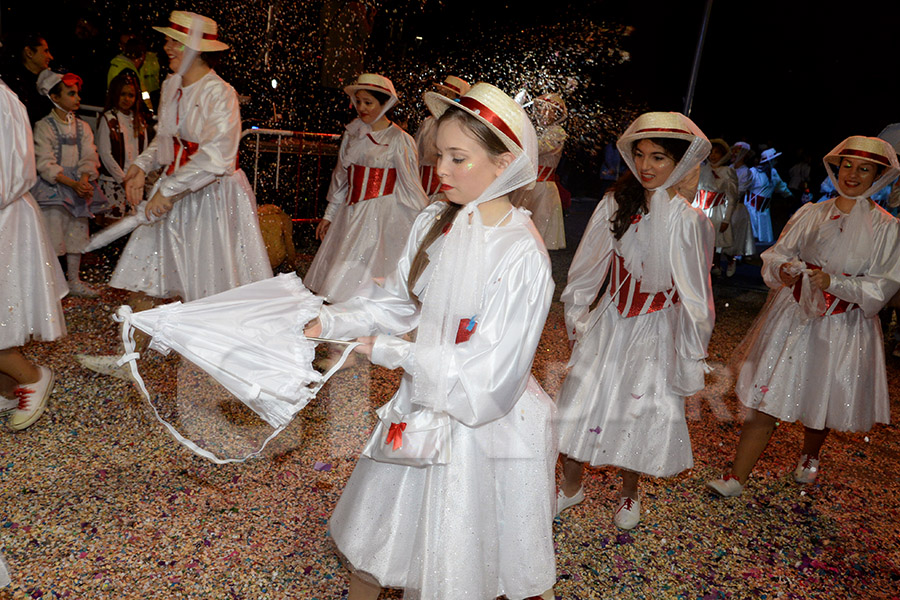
xmin=610 ymin=137 xmax=690 ymax=240
xmin=104 ymin=71 xmax=147 ymax=139
xmin=406 ymin=105 xmax=510 ymax=301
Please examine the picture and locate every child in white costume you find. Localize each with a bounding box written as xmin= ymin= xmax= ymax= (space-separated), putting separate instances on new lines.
xmin=31 ymin=69 xmax=107 ymax=298
xmin=106 ymin=11 xmax=272 ymax=302
xmin=708 ymin=136 xmax=900 ymax=497
xmin=555 ymin=112 xmax=715 ymax=530
xmin=0 ymin=79 xmax=67 ymax=430
xmin=305 ymin=73 xmax=428 ymax=303
xmin=723 ymin=141 xmax=756 ymax=275
xmin=517 ymin=92 xmax=567 ymax=250
xmin=692 ymin=138 xmax=738 ymax=275
xmin=414 ymin=75 xmax=470 ymax=199
xmin=306 ymin=83 xmax=556 ymax=600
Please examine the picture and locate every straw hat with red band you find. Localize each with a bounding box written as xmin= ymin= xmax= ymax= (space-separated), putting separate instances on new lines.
xmin=152 ymin=11 xmax=229 ymax=52
xmin=617 ymin=111 xmax=700 ymax=151
xmin=424 ymin=82 xmax=526 ymax=157
xmin=825 ymin=135 xmax=896 ymax=170
xmin=343 ymin=73 xmax=398 ymax=103
xmin=435 ymin=75 xmax=470 ymax=98
xmin=534 ymin=92 xmax=567 ymax=118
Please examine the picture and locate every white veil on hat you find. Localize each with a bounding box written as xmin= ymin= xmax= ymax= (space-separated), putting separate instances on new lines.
xmin=615 ymin=111 xmax=711 ymax=293
xmin=343 ymin=73 xmax=399 ymax=138
xmin=818 ymin=135 xmax=900 ymax=275
xmin=412 ymin=83 xmax=538 ymax=413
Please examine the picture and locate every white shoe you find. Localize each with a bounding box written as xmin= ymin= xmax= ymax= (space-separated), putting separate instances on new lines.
xmin=67 ymin=279 xmax=100 ymax=298
xmin=707 ymin=474 xmax=743 ymax=497
xmin=613 ymin=496 xmax=640 ymax=529
xmin=77 ymin=354 xmax=134 ymax=382
xmin=7 ymin=366 xmax=54 ymax=431
xmin=0 ymin=394 xmax=18 ymax=415
xmin=555 ymin=487 xmax=585 ymax=515
xmin=793 ymin=454 xmax=820 ymax=484
xmin=726 ymin=261 xmax=737 ymax=278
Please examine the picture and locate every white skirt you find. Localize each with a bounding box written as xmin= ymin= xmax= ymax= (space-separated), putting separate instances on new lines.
xmin=736 ymin=288 xmax=890 ymax=431
xmin=305 ymin=193 xmax=420 ymax=303
xmin=108 ymin=170 xmax=272 ymax=302
xmin=725 ymin=202 xmax=756 ymax=257
xmin=555 ymin=305 xmax=693 ymax=477
xmin=518 ymin=181 xmax=565 ymax=250
xmin=0 ymin=194 xmax=67 ymax=349
xmin=329 ymin=377 xmax=557 ymax=600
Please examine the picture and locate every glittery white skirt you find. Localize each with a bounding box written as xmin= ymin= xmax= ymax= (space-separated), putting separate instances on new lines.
xmin=108 ymin=170 xmax=273 ymax=302
xmin=736 ymin=288 xmax=890 ymax=431
xmin=725 ymin=202 xmax=756 ymax=257
xmin=329 ymin=376 xmax=557 ymax=600
xmin=555 ymin=305 xmax=693 ymax=477
xmin=304 ymin=193 xmax=420 ymax=303
xmin=747 ymin=201 xmax=774 ymax=244
xmin=0 ymin=193 xmax=67 ymax=349
xmin=517 ymin=181 xmax=565 ymax=250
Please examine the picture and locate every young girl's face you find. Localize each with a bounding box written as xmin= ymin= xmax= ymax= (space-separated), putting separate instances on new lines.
xmin=837 ymin=157 xmax=878 ymax=197
xmin=633 ymin=139 xmax=677 ymax=190
xmin=117 ymin=83 xmax=137 ymax=113
xmin=435 ymin=119 xmax=511 ymax=205
xmin=354 ymin=90 xmax=383 ymax=124
xmin=52 ymin=83 xmax=81 ymax=113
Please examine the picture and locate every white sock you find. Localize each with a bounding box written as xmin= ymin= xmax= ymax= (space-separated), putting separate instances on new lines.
xmin=67 ymin=253 xmax=82 ymax=282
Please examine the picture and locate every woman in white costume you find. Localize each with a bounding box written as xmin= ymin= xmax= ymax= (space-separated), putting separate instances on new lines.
xmin=108 ymin=11 xmax=272 ymax=302
xmin=305 ymin=73 xmax=428 ymax=303
xmin=306 ymin=83 xmax=556 ymax=600
xmin=555 ymin=112 xmax=715 ymax=530
xmin=692 ymin=138 xmax=738 ymax=275
xmin=414 ymin=75 xmax=470 ymax=200
xmin=517 ymin=92 xmax=567 ymax=250
xmin=0 ymin=79 xmax=68 ymax=431
xmin=708 ymin=136 xmax=900 ymax=497
xmin=746 ymin=147 xmax=791 ymax=245
xmin=723 ymin=141 xmax=756 ymax=276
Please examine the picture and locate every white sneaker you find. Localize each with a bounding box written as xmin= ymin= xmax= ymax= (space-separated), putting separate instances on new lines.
xmin=555 ymin=487 xmax=585 ymax=515
xmin=0 ymin=394 xmax=19 ymax=415
xmin=77 ymin=354 xmax=134 ymax=382
xmin=67 ymin=279 xmax=100 ymax=298
xmin=613 ymin=496 xmax=641 ymax=530
xmin=7 ymin=366 xmax=54 ymax=431
xmin=707 ymin=474 xmax=743 ymax=497
xmin=793 ymin=454 xmax=820 ymax=484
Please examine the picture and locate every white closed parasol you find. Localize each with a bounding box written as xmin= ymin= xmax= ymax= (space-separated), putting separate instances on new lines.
xmin=84 ymin=201 xmax=155 ymax=252
xmin=113 ymin=273 xmax=357 ymax=463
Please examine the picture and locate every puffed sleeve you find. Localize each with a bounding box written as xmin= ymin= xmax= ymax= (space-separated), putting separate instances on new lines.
xmin=772 ymin=169 xmax=791 ymax=197
xmin=77 ymin=120 xmax=101 ymax=180
xmin=0 ymin=84 xmax=37 ymax=208
xmin=156 ymin=80 xmax=241 ymax=198
xmin=670 ymin=204 xmax=716 ymax=395
xmin=439 ymin=244 xmax=553 ymax=427
xmin=826 ymin=213 xmax=900 ymax=317
xmin=560 ymin=194 xmax=615 ymax=340
xmin=322 ymin=134 xmax=351 ymax=222
xmin=759 ymin=203 xmax=817 ymax=290
xmin=97 ymin=115 xmax=126 ymax=182
xmin=390 ymin=128 xmax=428 ymax=212
xmin=33 ymin=119 xmax=63 ymax=184
xmin=132 ymin=128 xmax=162 ymax=175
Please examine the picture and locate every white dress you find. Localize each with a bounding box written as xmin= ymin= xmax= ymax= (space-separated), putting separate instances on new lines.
xmin=555 ymin=193 xmax=715 ymax=477
xmin=414 ymin=115 xmax=441 ymax=198
xmin=517 ymin=124 xmax=566 ymax=249
xmin=693 ymin=161 xmax=738 ymax=250
xmin=736 ymin=200 xmax=900 ymax=431
xmin=319 ymin=202 xmax=557 ymax=600
xmin=97 ymin=109 xmax=147 ymax=217
xmin=108 ymin=71 xmax=272 ymax=302
xmin=0 ymin=81 xmax=67 ymax=349
xmin=747 ymin=166 xmax=790 ymax=244
xmin=305 ymin=121 xmax=428 ymax=303
xmin=726 ymin=163 xmax=756 ymax=257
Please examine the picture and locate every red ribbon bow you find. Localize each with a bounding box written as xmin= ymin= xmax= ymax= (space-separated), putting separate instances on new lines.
xmin=386 ymin=422 xmax=407 ymax=451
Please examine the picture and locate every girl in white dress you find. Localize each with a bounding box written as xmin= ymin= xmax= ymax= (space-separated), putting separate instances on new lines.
xmin=305 ymin=83 xmax=556 ymax=600
xmin=305 ymin=73 xmax=428 ymax=303
xmin=692 ymin=138 xmax=738 ymax=275
xmin=555 ymin=112 xmax=715 ymax=530
xmin=707 ymin=136 xmax=900 ymax=497
xmin=0 ymin=79 xmax=67 ymax=430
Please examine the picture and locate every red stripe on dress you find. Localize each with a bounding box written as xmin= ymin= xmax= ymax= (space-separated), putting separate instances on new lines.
xmin=790 ymin=263 xmax=857 ymax=316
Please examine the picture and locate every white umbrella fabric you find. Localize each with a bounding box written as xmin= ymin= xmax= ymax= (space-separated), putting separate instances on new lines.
xmin=113 ymin=273 xmax=358 ymax=463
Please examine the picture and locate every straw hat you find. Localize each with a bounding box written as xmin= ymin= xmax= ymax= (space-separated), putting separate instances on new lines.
xmin=36 ymin=69 xmax=82 ymax=96
xmin=824 ymin=135 xmax=896 ymax=170
xmin=709 ymin=138 xmax=729 ymax=154
xmin=153 ymin=11 xmax=229 ymax=52
xmin=617 ymin=111 xmax=701 ymax=154
xmin=758 ymin=148 xmax=781 ymax=164
xmin=534 ymin=92 xmax=567 ymax=117
xmin=435 ymin=75 xmax=470 ymax=98
xmin=344 ymin=73 xmax=398 ymax=102
xmin=424 ymin=82 xmax=526 ymax=156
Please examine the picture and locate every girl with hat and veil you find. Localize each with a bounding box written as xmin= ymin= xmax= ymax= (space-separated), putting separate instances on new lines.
xmin=79 ymin=11 xmax=272 ymax=375
xmin=304 ymin=73 xmax=428 ymax=304
xmin=708 ymin=136 xmax=900 ymax=497
xmin=305 ymin=82 xmax=556 ymax=599
xmin=554 ymin=112 xmax=716 ymax=530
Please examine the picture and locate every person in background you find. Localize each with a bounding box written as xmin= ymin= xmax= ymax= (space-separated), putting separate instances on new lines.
xmin=693 ymin=138 xmax=738 ymax=276
xmin=1 ymin=32 xmax=54 ymax=126
xmin=414 ymin=75 xmax=470 ymax=200
xmin=108 ymin=33 xmax=160 ymax=114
